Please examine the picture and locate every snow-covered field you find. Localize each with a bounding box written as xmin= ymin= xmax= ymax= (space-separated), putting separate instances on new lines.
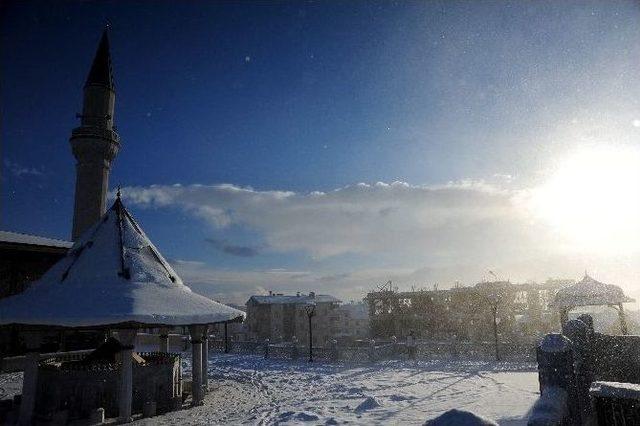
xmin=0 ymin=353 xmax=539 ymax=425
xmin=137 ymin=353 xmax=540 ymax=425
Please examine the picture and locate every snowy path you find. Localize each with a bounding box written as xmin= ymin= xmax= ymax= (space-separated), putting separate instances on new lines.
xmin=138 ymin=353 xmax=539 ymax=425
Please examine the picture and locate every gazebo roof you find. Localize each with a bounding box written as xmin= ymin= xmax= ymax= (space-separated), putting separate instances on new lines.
xmin=0 ymin=196 xmax=244 ymax=328
xmin=552 ymin=274 xmax=635 ymax=309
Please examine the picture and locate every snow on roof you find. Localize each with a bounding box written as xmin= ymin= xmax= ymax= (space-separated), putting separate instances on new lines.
xmin=248 ymin=294 xmax=341 ymax=305
xmin=0 ymin=231 xmax=72 ymax=249
xmin=0 ymin=197 xmax=244 ymax=328
xmin=539 ymin=333 xmax=571 ymax=353
xmin=552 ymin=274 xmax=634 ymax=309
xmin=590 ymin=381 xmax=640 ymax=400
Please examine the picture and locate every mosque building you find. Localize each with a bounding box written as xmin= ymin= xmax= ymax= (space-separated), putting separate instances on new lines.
xmin=0 ymin=30 xmax=124 ymax=355
xmin=0 ymin=30 xmax=244 ymax=423
xmin=1 ymin=30 xmax=119 ymax=302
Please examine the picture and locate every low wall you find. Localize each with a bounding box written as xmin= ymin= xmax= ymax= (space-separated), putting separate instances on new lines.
xmin=34 ymin=352 xmax=181 ymax=421
xmin=417 ymin=340 xmax=535 ymax=361
xmin=207 ymin=338 xmax=536 ymax=363
xmin=591 ymin=334 xmax=640 ymax=384
xmin=529 ymin=319 xmax=640 ymax=425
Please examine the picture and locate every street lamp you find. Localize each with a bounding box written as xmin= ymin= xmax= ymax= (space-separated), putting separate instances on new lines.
xmin=491 ymin=303 xmax=500 ymax=361
xmin=305 ymin=303 xmax=316 ymax=362
xmin=484 ymin=290 xmax=504 ymax=362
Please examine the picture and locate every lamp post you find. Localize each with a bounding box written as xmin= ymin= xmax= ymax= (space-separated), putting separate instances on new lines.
xmin=484 ymin=289 xmax=504 ymax=362
xmin=305 ymin=303 xmax=316 ymax=362
xmin=491 ymin=304 xmax=500 ymax=361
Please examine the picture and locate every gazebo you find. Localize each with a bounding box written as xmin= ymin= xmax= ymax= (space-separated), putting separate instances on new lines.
xmin=552 ymin=274 xmax=635 ymax=335
xmin=0 ymin=195 xmax=244 ymax=424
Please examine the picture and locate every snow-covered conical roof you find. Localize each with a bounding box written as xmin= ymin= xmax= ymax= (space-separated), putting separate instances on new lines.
xmin=552 ymin=274 xmax=634 ymax=309
xmin=0 ymin=197 xmax=244 ymax=328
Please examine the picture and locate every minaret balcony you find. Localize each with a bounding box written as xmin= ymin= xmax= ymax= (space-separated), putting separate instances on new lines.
xmin=70 ymin=126 xmax=120 ymax=164
xmin=70 ymin=126 xmax=120 ymax=144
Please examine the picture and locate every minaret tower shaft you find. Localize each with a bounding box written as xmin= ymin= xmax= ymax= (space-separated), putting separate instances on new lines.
xmin=70 ymin=30 xmax=120 ymax=240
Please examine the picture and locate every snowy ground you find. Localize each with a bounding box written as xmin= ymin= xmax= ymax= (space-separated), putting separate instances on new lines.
xmin=0 ymin=372 xmax=23 ymax=402
xmin=137 ymin=353 xmax=539 ymax=425
xmin=0 ymin=353 xmax=539 ymax=425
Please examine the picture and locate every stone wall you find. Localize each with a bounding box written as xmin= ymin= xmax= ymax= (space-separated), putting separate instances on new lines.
xmin=530 ymin=317 xmax=640 ymax=425
xmin=34 ymin=352 xmax=181 ymax=421
xmin=591 ymin=334 xmax=640 ymax=384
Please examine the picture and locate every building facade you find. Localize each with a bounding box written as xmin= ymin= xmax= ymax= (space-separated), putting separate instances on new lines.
xmin=328 ymin=302 xmax=370 ymax=342
xmin=0 ymin=232 xmax=73 ymax=355
xmin=0 ymin=231 xmax=72 ymax=300
xmin=245 ymin=292 xmax=341 ymax=345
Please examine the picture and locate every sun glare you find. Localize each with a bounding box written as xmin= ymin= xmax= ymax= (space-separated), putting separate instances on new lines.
xmin=530 ymin=146 xmax=640 ymax=253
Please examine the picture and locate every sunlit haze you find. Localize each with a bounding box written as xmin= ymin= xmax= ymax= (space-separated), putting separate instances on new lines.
xmin=3 ymin=1 xmax=640 ymax=304
xmin=529 ymin=145 xmax=640 ymax=254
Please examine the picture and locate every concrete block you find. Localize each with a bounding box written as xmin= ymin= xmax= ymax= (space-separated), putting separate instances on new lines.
xmin=89 ymin=407 xmax=105 ymax=424
xmin=143 ymin=401 xmax=156 ymax=418
xmin=51 ymin=409 xmax=69 ymax=425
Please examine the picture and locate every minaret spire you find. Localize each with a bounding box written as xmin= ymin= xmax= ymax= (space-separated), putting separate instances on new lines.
xmin=70 ymin=30 xmax=121 ymax=240
xmin=85 ymin=29 xmax=114 ymax=90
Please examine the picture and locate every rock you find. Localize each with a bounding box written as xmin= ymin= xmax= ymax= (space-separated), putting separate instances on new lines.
xmin=355 ymin=396 xmax=382 ymax=413
xmin=143 ymin=401 xmax=157 ymax=418
xmin=295 ymin=411 xmax=320 ymax=421
xmin=89 ymin=407 xmax=105 ymax=424
xmin=424 ymin=409 xmax=498 ymax=426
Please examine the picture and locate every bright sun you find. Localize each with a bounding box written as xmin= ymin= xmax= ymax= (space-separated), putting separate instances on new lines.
xmin=530 ymin=145 xmax=640 ymax=253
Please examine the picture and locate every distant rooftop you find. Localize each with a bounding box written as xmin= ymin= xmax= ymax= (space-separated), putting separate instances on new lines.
xmin=552 ymin=274 xmax=635 ymax=308
xmin=0 ymin=230 xmax=72 ymax=249
xmin=248 ymin=293 xmax=341 ymax=305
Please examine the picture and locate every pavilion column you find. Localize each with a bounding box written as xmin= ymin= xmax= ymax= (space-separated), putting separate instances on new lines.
xmin=118 ymin=329 xmax=137 ymax=423
xmin=189 ymin=325 xmax=205 ymax=406
xmin=19 ymin=331 xmax=41 ymax=426
xmin=618 ymin=303 xmax=629 ymax=335
xmin=159 ymin=327 xmax=169 ymax=353
xmin=201 ymin=325 xmax=210 ymax=393
xmin=559 ymin=308 xmax=569 ymax=329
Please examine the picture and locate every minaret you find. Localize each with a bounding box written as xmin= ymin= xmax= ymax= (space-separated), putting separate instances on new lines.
xmin=70 ymin=30 xmax=120 ymax=240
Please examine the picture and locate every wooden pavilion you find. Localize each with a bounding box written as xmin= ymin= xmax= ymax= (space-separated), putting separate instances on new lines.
xmin=0 ymin=195 xmax=244 ymax=424
xmin=552 ymin=274 xmax=635 ymax=335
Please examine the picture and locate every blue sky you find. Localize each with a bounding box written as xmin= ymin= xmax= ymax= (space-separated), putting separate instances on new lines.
xmin=3 ymin=1 xmax=640 ymax=303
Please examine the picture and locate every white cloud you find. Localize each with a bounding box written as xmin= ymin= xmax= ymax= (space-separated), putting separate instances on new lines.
xmin=3 ymin=159 xmax=44 ymax=177
xmin=122 ymin=179 xmax=640 ymax=304
xmin=169 ymin=258 xmax=411 ymax=304
xmin=121 ymin=180 xmax=548 ymax=262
